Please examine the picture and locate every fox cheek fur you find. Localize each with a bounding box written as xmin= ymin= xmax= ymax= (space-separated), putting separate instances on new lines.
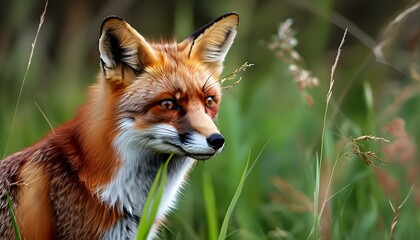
xmin=0 ymin=12 xmax=238 ymax=239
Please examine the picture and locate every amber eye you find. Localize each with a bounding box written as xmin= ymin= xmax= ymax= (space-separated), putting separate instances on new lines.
xmin=160 ymin=99 xmax=175 ymax=110
xmin=205 ymin=96 xmax=215 ymax=108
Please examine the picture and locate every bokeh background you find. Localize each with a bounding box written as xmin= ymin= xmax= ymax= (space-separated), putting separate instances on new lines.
xmin=1 ymin=0 xmax=419 ymax=239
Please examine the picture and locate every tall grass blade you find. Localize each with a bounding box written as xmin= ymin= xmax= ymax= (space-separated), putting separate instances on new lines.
xmin=246 ymin=107 xmax=292 ymax=179
xmin=216 ymin=109 xmax=291 ymax=239
xmin=6 ymin=192 xmax=21 ymax=240
xmin=218 ymin=153 xmax=250 ymax=240
xmin=136 ymin=153 xmax=173 ymax=240
xmin=309 ymin=154 xmax=320 ymax=240
xmin=203 ymin=172 xmax=219 ymax=240
xmin=326 ymin=184 xmax=351 ymax=202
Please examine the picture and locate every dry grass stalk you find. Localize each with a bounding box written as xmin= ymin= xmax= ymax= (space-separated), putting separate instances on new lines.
xmin=313 ymin=28 xmax=348 ymax=240
xmin=374 ymin=3 xmax=420 ymax=65
xmin=353 ymin=135 xmax=390 ymax=142
xmin=387 ymin=186 xmax=414 ymax=240
xmin=220 ymin=62 xmax=254 ymax=90
xmin=351 ymin=135 xmax=389 ymax=167
xmin=328 ymin=28 xmax=347 ymax=103
xmin=34 ymin=100 xmax=55 ymax=134
xmin=267 ymin=19 xmax=319 ymax=93
xmin=267 ymin=18 xmax=301 ymax=63
xmin=288 ymin=64 xmax=320 ymax=90
xmin=2 ymin=0 xmax=49 ymax=159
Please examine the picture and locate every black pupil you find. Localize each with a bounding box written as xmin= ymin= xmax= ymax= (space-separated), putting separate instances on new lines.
xmin=163 ymin=100 xmax=173 ymax=109
xmin=206 ymin=97 xmax=213 ymax=106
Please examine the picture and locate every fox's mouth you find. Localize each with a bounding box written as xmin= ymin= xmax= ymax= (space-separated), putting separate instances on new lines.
xmin=161 ymin=140 xmax=218 ymax=160
xmin=187 ymin=153 xmax=215 ymax=160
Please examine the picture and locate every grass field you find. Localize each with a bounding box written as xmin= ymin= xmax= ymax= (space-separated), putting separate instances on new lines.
xmin=1 ymin=0 xmax=419 ymax=239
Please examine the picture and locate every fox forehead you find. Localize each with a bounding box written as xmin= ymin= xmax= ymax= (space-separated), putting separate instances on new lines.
xmin=118 ymin=42 xmax=221 ymax=112
xmin=148 ymin=42 xmax=221 ymax=94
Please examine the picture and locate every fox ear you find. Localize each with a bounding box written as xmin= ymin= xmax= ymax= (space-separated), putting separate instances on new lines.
xmin=186 ymin=12 xmax=239 ymax=77
xmin=99 ymin=16 xmax=156 ymax=86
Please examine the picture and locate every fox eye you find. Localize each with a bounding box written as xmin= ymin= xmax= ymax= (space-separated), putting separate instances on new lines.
xmin=205 ymin=96 xmax=215 ymax=108
xmin=160 ymin=99 xmax=176 ymax=110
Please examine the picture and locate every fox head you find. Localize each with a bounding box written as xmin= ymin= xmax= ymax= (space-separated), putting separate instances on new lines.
xmin=97 ymin=13 xmax=238 ymax=160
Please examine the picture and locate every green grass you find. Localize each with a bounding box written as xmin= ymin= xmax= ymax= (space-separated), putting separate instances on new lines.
xmin=217 ymin=153 xmax=249 ymax=240
xmin=203 ymin=172 xmax=219 ymax=240
xmin=136 ymin=154 xmax=174 ymax=240
xmin=2 ymin=1 xmax=420 ymax=239
xmin=6 ymin=192 xmax=21 ymax=240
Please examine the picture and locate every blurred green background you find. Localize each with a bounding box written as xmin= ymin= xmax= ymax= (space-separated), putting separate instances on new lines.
xmin=1 ymin=0 xmax=419 ymax=239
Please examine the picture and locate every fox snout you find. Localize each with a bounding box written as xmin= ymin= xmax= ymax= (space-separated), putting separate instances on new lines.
xmin=178 ymin=109 xmax=225 ymax=159
xmin=175 ymin=129 xmax=225 ymax=160
xmin=181 ymin=132 xmax=225 ymax=151
xmin=207 ymin=133 xmax=225 ymax=150
xmin=187 ymin=132 xmax=225 ymax=160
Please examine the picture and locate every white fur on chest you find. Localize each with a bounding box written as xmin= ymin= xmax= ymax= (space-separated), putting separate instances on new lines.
xmin=98 ymin=130 xmax=194 ymax=239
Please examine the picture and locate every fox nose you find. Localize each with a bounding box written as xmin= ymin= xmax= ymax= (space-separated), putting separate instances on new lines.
xmin=207 ymin=133 xmax=225 ymax=150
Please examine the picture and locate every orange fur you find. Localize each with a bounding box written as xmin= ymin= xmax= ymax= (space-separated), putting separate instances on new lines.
xmin=16 ymin=162 xmax=54 ymax=239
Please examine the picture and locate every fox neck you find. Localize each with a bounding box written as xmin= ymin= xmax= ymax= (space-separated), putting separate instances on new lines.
xmin=98 ymin=134 xmax=194 ymax=239
xmin=57 ymin=82 xmax=123 ymax=190
xmin=97 ymin=147 xmax=194 ymax=214
xmin=98 ymin=149 xmax=194 ymax=239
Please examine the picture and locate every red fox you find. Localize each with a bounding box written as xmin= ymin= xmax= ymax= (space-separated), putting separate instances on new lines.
xmin=0 ymin=12 xmax=238 ymax=239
